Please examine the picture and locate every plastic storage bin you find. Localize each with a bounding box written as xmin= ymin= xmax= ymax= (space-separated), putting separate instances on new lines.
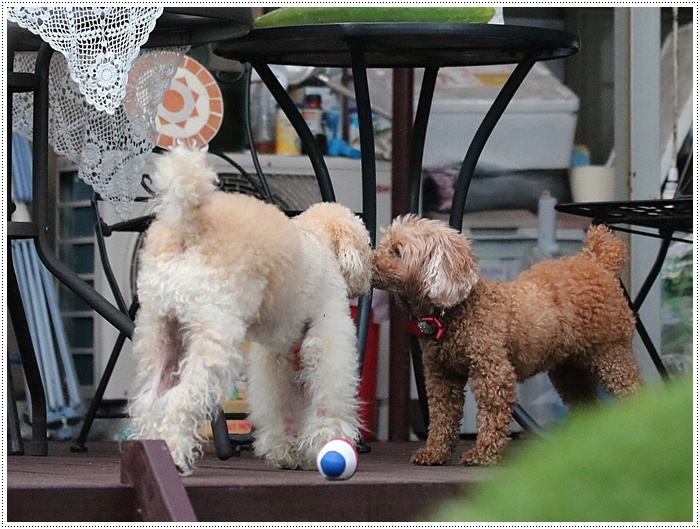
xmin=418 ymin=63 xmax=579 ymax=170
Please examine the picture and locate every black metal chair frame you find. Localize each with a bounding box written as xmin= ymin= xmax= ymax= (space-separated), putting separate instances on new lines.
xmin=7 ymin=8 xmax=253 ymax=456
xmin=555 ymin=196 xmax=693 ymax=382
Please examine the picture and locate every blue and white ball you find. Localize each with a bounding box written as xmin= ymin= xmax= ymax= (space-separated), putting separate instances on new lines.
xmin=316 ymin=438 xmax=359 ymax=480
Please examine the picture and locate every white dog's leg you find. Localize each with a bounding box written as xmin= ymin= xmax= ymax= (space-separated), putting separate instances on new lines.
xmin=247 ymin=343 xmax=305 ymax=469
xmin=296 ymin=308 xmax=361 ymax=462
xmin=151 ymin=317 xmax=247 ymax=475
xmin=129 ymin=307 xmax=182 ymax=442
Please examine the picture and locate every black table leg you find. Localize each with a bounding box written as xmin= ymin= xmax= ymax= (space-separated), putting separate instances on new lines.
xmin=348 ymin=44 xmax=377 ymax=373
xmin=621 ymin=282 xmax=670 ymax=381
xmin=253 ymin=58 xmax=377 ymax=372
xmin=251 ymin=58 xmax=379 ymax=451
xmin=632 ymin=235 xmax=672 ymax=312
xmin=407 ymin=66 xmax=438 ymax=214
xmin=629 ymin=233 xmax=673 ymax=380
xmin=30 ymin=44 xmax=135 ymax=339
xmin=409 ymin=335 xmax=430 ymax=431
xmin=449 ymin=51 xmax=541 ymax=230
xmin=8 ymin=242 xmax=48 ymax=456
xmin=349 ymin=45 xmax=377 ymax=246
xmin=251 ymin=61 xmax=335 ymax=203
xmin=404 ymin=67 xmax=440 ymax=432
xmin=446 ymin=50 xmax=544 ymax=434
xmin=347 ymin=45 xmax=380 ymax=452
xmin=635 ymin=316 xmax=670 ymax=380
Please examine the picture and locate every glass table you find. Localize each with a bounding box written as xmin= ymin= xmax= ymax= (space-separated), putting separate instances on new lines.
xmin=215 ymin=22 xmax=580 ymax=435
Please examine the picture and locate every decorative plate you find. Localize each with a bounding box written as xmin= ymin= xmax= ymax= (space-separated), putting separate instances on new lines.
xmin=156 ymin=56 xmax=223 ymax=148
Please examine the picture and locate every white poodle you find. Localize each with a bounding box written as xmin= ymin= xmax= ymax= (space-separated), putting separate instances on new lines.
xmin=128 ymin=146 xmax=371 ymax=475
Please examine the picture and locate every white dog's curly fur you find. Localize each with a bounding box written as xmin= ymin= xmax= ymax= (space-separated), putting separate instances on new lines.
xmin=128 ymin=146 xmax=371 ymax=475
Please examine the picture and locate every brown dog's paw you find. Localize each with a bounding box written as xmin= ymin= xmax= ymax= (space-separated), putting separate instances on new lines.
xmin=411 ymin=445 xmax=451 ymax=466
xmin=459 ymin=447 xmax=502 ymax=467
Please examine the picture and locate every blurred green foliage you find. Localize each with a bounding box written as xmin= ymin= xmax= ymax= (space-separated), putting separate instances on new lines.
xmin=425 ymin=377 xmax=693 ymax=522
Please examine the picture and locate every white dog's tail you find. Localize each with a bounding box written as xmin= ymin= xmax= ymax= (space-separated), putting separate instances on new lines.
xmin=581 ymin=224 xmax=628 ymax=276
xmin=151 ymin=145 xmax=218 ymax=231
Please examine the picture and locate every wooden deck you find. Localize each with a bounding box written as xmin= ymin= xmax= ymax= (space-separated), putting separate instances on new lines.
xmin=7 ymin=439 xmax=513 ymax=522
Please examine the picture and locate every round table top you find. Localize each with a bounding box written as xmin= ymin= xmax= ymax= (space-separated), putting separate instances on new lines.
xmin=214 ymin=22 xmax=579 ymax=68
xmin=556 ymin=197 xmax=694 ymax=234
xmin=145 ymin=8 xmax=253 ymax=48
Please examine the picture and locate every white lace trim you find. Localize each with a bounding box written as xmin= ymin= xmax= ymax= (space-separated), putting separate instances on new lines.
xmin=8 ymin=6 xmax=164 ymax=115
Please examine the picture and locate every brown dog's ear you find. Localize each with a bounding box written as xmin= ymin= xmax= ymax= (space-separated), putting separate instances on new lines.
xmin=419 ymin=226 xmax=479 ymax=307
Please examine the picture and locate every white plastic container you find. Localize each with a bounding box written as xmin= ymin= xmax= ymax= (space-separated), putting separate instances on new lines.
xmin=569 ymin=165 xmax=615 ymax=202
xmin=418 ymin=63 xmax=579 ymax=170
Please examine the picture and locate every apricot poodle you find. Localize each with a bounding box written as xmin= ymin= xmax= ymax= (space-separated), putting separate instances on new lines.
xmin=372 ymin=215 xmax=641 ymax=466
xmin=129 ymin=146 xmax=371 ymax=475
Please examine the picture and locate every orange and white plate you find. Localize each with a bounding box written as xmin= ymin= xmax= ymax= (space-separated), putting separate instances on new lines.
xmin=156 ymin=56 xmax=223 ymax=148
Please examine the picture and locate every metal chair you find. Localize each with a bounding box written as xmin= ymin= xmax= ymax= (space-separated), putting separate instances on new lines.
xmin=7 ymin=8 xmax=253 ymax=455
xmin=556 ymin=195 xmax=693 ymax=381
xmin=557 ymin=142 xmax=693 ymax=379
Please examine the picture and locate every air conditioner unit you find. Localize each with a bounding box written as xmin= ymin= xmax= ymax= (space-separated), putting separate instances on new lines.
xmin=84 ymin=152 xmax=392 ymax=400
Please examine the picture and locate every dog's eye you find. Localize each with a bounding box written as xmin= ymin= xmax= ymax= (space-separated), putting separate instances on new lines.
xmin=391 ymin=246 xmax=402 ymax=258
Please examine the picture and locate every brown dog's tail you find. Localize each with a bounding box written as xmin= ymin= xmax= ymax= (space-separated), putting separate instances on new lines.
xmin=581 ymin=224 xmax=628 ymax=276
xmin=151 ymin=145 xmax=218 ymax=232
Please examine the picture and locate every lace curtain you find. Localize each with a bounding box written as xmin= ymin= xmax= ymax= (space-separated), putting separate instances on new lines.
xmin=12 ymin=49 xmax=187 ymax=219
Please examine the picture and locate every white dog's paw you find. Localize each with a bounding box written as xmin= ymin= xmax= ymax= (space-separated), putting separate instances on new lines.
xmin=176 ymin=462 xmax=193 ymax=476
xmin=255 ymin=434 xmax=303 ymax=469
xmin=170 ymin=448 xmax=194 ymax=476
xmin=268 ymin=451 xmax=304 ymax=470
xmin=299 ymin=417 xmax=359 ymax=462
xmin=161 ymin=434 xmax=199 ymax=477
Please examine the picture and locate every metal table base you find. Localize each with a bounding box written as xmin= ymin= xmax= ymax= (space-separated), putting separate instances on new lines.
xmin=215 ymin=22 xmax=579 ymax=436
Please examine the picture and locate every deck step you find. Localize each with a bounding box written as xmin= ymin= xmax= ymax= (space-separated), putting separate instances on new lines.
xmin=121 ymin=440 xmax=198 ymax=522
xmin=8 ymin=440 xmax=496 ymax=522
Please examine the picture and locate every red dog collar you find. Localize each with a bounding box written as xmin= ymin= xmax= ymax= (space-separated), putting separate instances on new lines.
xmin=406 ymin=316 xmax=444 ymax=340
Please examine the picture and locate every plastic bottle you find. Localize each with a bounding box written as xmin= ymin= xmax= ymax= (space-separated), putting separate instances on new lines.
xmin=251 ymin=79 xmax=277 ymax=154
xmin=302 ymin=94 xmax=324 ymax=135
xmin=276 ymin=106 xmax=301 ymax=154
xmin=251 ymin=69 xmax=289 ymax=154
xmin=302 ymin=94 xmax=328 ymax=154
